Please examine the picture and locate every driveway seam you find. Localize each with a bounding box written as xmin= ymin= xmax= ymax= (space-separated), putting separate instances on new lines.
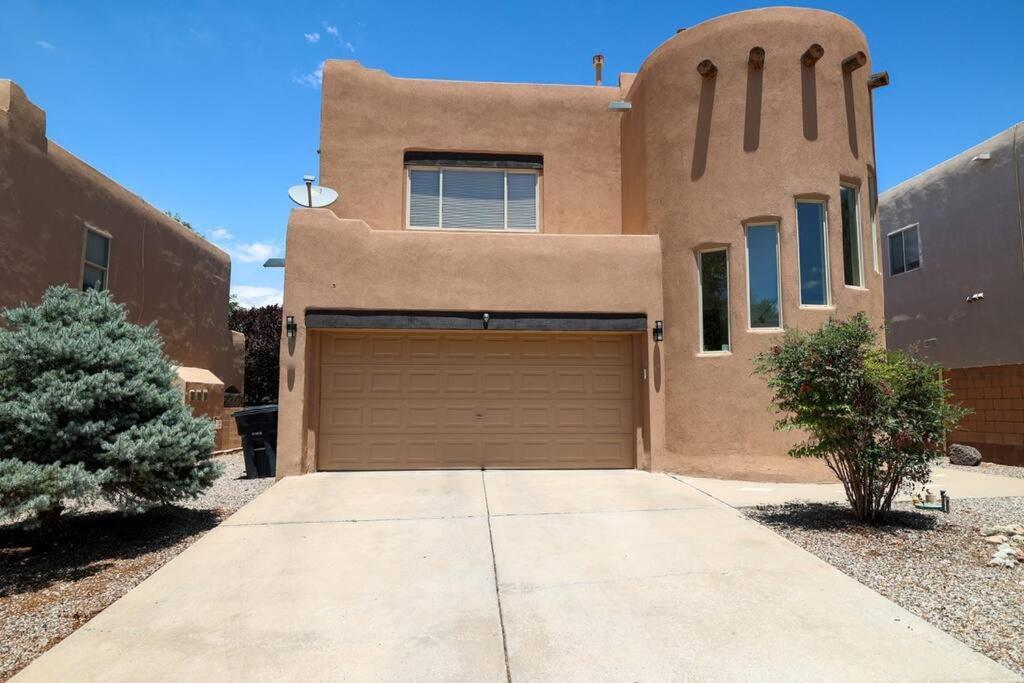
xmin=481 ymin=470 xmax=513 ymax=683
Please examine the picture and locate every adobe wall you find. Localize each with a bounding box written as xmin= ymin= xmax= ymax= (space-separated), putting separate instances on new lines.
xmin=0 ymin=80 xmax=243 ymax=393
xmin=319 ymin=61 xmax=624 ymax=234
xmin=275 ymin=210 xmax=665 ymax=476
xmin=621 ymin=8 xmax=884 ymax=480
xmin=881 ymin=124 xmax=1024 ymax=369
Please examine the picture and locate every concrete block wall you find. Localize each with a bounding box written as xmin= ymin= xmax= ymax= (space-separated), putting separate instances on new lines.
xmin=947 ymin=364 xmax=1024 ymax=466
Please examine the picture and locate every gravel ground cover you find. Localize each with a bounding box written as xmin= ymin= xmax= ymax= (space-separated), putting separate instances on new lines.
xmin=0 ymin=453 xmax=274 ymax=681
xmin=939 ymin=460 xmax=1024 ymax=480
xmin=745 ymin=496 xmax=1024 ymax=676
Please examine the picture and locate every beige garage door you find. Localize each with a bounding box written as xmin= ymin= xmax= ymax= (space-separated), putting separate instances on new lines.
xmin=316 ymin=331 xmax=636 ymax=470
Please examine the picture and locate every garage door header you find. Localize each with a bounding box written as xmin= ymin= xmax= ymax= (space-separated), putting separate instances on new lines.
xmin=305 ymin=310 xmax=648 ymax=332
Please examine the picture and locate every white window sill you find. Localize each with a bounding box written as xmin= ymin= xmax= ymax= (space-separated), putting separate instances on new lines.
xmin=799 ymin=304 xmax=835 ymax=310
xmin=843 ymin=285 xmax=869 ymax=292
xmin=747 ymin=327 xmax=784 ymax=334
xmin=696 ymin=351 xmax=732 ymax=358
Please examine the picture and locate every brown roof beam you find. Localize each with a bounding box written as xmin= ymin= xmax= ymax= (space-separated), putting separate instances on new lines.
xmin=748 ymin=47 xmax=765 ymax=70
xmin=697 ymin=59 xmax=718 ymax=79
xmin=801 ymin=44 xmax=824 ymax=67
xmin=842 ymin=51 xmax=867 ymax=73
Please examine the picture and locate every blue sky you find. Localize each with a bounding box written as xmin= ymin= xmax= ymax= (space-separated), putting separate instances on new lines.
xmin=3 ymin=1 xmax=1022 ymax=306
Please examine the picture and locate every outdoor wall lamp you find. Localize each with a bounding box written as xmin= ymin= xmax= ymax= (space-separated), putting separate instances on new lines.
xmin=653 ymin=320 xmax=664 ymax=343
xmin=286 ymin=315 xmax=297 ymax=339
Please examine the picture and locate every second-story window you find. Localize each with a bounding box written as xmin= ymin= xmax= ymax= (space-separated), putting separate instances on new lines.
xmin=83 ymin=228 xmax=110 ymax=291
xmin=840 ymin=184 xmax=863 ymax=287
xmin=888 ymin=224 xmax=921 ymax=275
xmin=405 ymin=152 xmax=541 ymax=232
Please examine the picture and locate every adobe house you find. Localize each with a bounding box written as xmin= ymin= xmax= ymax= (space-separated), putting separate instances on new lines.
xmin=0 ymin=80 xmax=245 ymax=450
xmin=882 ymin=122 xmax=1024 ymax=466
xmin=278 ymin=7 xmax=887 ymax=481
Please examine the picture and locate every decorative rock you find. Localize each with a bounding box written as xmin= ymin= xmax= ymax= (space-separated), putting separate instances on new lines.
xmin=989 ymin=554 xmax=1017 ymax=568
xmin=948 ymin=443 xmax=982 ymax=466
xmin=981 ymin=525 xmax=1021 ymax=537
xmin=986 ymin=535 xmax=1009 ymax=544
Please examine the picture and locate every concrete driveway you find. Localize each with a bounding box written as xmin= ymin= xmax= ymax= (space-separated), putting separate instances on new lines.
xmin=17 ymin=470 xmax=1014 ymax=682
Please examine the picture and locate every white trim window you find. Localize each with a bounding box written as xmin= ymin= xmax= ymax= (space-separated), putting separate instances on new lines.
xmin=698 ymin=248 xmax=730 ymax=353
xmin=407 ymin=166 xmax=539 ymax=231
xmin=796 ymin=200 xmax=830 ymax=306
xmin=745 ymin=223 xmax=782 ymax=330
xmin=868 ymin=167 xmax=881 ymax=273
xmin=83 ymin=228 xmax=110 ymax=291
xmin=888 ymin=224 xmax=921 ymax=276
xmin=839 ymin=184 xmax=864 ymax=287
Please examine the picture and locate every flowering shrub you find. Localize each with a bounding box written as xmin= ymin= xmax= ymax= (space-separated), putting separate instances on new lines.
xmin=754 ymin=313 xmax=965 ymax=523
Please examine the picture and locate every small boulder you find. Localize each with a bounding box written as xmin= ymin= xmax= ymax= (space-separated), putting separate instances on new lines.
xmin=986 ymin=535 xmax=1009 ymax=544
xmin=948 ymin=443 xmax=982 ymax=466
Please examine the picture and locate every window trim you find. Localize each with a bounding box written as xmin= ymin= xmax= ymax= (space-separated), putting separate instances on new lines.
xmin=697 ymin=246 xmax=731 ymax=356
xmin=887 ymin=223 xmax=922 ymax=277
xmin=868 ymin=166 xmax=881 ymax=274
xmin=839 ymin=183 xmax=866 ymax=290
xmin=405 ymin=165 xmax=541 ymax=233
xmin=81 ymin=225 xmax=112 ymax=292
xmin=794 ymin=198 xmax=833 ymax=308
xmin=744 ymin=222 xmax=783 ymax=332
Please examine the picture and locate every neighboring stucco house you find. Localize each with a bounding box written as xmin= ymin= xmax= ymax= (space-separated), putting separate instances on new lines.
xmin=881 ymin=122 xmax=1024 ymax=466
xmin=0 ymin=80 xmax=245 ymax=449
xmin=278 ymin=7 xmax=888 ymax=481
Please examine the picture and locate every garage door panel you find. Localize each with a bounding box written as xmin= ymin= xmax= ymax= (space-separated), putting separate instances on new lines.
xmin=319 ymin=399 xmax=634 ymax=435
xmin=318 ymin=433 xmax=635 ymax=470
xmin=320 ymin=333 xmax=633 ymax=366
xmin=317 ymin=331 xmax=636 ymax=470
xmin=321 ymin=365 xmax=632 ymax=400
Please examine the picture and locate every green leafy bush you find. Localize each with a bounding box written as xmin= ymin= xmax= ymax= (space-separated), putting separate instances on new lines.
xmin=0 ymin=286 xmax=220 ymax=526
xmin=754 ymin=313 xmax=965 ymax=523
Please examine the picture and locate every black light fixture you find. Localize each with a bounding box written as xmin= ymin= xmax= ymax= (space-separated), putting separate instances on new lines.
xmin=286 ymin=315 xmax=297 ymax=339
xmin=653 ymin=320 xmax=664 ymax=343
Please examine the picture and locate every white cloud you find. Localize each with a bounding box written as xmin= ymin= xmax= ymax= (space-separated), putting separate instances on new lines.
xmin=293 ymin=61 xmax=324 ymax=88
xmin=210 ymin=226 xmax=233 ymax=240
xmin=324 ymin=23 xmax=339 ymax=36
xmin=304 ymin=32 xmax=320 ymax=43
xmin=230 ymin=241 xmax=280 ymax=263
xmin=36 ymin=40 xmax=55 ymax=50
xmin=232 ymin=285 xmax=283 ymax=308
xmin=344 ymin=41 xmax=355 ymax=53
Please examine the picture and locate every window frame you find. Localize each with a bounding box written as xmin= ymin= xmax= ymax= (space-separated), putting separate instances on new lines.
xmin=81 ymin=226 xmax=111 ymax=292
xmin=839 ymin=183 xmax=866 ymax=289
xmin=697 ymin=246 xmax=731 ymax=356
xmin=405 ymin=165 xmax=541 ymax=233
xmin=743 ymin=222 xmax=783 ymax=332
xmin=794 ymin=198 xmax=833 ymax=308
xmin=887 ymin=223 xmax=922 ymax=276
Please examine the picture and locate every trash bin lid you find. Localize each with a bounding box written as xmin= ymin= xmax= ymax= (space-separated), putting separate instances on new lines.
xmin=234 ymin=404 xmax=279 ymax=417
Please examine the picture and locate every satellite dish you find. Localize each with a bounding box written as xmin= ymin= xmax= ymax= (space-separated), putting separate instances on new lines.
xmin=288 ymin=174 xmax=339 ymax=208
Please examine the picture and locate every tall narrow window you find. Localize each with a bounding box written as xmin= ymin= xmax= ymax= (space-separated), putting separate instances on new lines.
xmin=868 ymin=166 xmax=880 ymax=273
xmin=796 ymin=200 xmax=829 ymax=306
xmin=745 ymin=224 xmax=781 ymax=329
xmin=840 ymin=185 xmax=863 ymax=287
xmin=83 ymin=229 xmax=110 ymax=291
xmin=888 ymin=224 xmax=921 ymax=275
xmin=699 ymin=249 xmax=730 ymax=352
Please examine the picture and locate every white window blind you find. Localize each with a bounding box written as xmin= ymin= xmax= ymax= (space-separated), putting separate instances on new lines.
xmin=442 ymin=169 xmax=505 ymax=229
xmin=409 ymin=170 xmax=441 ymax=228
xmin=506 ymin=173 xmax=537 ymax=229
xmin=407 ymin=167 xmax=539 ymax=231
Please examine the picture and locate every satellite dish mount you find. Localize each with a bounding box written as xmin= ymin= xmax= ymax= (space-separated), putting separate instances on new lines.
xmin=288 ymin=175 xmax=339 ymax=208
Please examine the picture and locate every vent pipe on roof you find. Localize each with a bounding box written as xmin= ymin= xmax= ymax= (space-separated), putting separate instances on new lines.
xmin=593 ymin=54 xmax=604 ymax=86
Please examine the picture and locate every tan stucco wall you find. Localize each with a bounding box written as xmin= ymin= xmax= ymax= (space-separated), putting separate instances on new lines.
xmin=881 ymin=123 xmax=1024 ymax=369
xmin=280 ymin=7 xmax=885 ymax=482
xmin=0 ymin=80 xmax=243 ymax=393
xmin=620 ymin=8 xmax=884 ymax=480
xmin=276 ymin=210 xmax=664 ymax=475
xmin=319 ymin=61 xmax=624 ymax=234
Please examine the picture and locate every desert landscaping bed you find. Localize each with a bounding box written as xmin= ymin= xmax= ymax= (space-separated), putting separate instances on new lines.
xmin=745 ymin=495 xmax=1024 ymax=676
xmin=0 ymin=453 xmax=274 ymax=681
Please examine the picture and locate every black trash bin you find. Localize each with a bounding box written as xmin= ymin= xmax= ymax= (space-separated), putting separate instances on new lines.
xmin=233 ymin=405 xmax=278 ymax=478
